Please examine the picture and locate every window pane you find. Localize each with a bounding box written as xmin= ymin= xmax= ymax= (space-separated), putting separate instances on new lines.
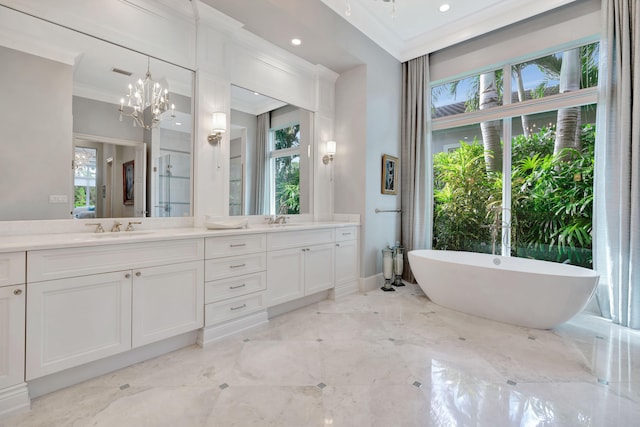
xmin=510 ymin=105 xmax=595 ymax=267
xmin=511 ymin=42 xmax=599 ymax=103
xmin=431 ymin=70 xmax=503 ymax=119
xmin=273 ymin=124 xmax=300 ymax=150
xmin=73 ymin=147 xmax=97 ymax=216
xmin=274 ymin=154 xmax=300 ymax=214
xmin=432 ymin=121 xmax=504 ymax=253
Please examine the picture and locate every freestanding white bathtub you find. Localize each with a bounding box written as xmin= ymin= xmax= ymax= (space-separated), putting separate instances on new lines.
xmin=408 ymin=250 xmax=599 ymax=329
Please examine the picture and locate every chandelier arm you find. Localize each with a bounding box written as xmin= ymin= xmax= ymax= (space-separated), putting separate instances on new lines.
xmin=118 ymin=56 xmax=173 ymax=130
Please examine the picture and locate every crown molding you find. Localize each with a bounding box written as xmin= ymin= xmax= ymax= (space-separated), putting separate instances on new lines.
xmin=400 ymin=0 xmax=578 ymax=62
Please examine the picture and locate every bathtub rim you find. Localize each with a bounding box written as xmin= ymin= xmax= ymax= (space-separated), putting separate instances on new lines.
xmin=408 ymin=249 xmax=598 ymax=279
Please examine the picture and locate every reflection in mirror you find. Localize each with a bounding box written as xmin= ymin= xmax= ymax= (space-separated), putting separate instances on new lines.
xmin=0 ymin=5 xmax=194 ymax=221
xmin=230 ymin=85 xmax=313 ymax=216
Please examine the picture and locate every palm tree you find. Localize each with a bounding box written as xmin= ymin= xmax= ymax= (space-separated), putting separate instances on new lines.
xmin=554 ymin=48 xmax=581 ymax=157
xmin=479 ymin=72 xmax=502 ymax=172
xmin=512 ymin=64 xmax=532 ymax=137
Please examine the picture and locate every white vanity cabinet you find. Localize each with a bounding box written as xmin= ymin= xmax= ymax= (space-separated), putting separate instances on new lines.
xmin=266 ymin=228 xmax=335 ymax=307
xmin=204 ymin=233 xmax=267 ymax=326
xmin=334 ymin=227 xmax=359 ymax=293
xmin=26 ymin=271 xmax=132 ymax=380
xmin=25 ymin=239 xmax=204 ymax=380
xmin=0 ymin=252 xmax=26 ymax=392
xmin=131 ymin=261 xmax=203 ymax=347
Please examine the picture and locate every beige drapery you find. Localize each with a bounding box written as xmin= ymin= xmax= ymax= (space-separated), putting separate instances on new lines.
xmin=400 ymin=55 xmax=431 ymax=282
xmin=594 ymin=0 xmax=640 ymax=328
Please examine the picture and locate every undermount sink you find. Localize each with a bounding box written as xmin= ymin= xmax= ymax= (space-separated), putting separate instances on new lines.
xmin=89 ymin=230 xmax=155 ymax=238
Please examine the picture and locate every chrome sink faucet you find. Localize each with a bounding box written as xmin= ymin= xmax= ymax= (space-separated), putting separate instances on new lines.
xmin=85 ymin=223 xmax=104 ymax=233
xmin=265 ymin=215 xmax=288 ymax=224
xmin=126 ymin=221 xmax=142 ymax=231
xmin=274 ymin=215 xmax=288 ymax=224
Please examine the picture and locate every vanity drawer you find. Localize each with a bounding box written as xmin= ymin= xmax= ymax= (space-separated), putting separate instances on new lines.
xmin=266 ymin=228 xmax=335 ymax=251
xmin=27 ymin=239 xmax=204 ymax=282
xmin=204 ymin=292 xmax=265 ymax=326
xmin=335 ymin=227 xmax=358 ymax=242
xmin=205 ymin=272 xmax=266 ymax=304
xmin=205 ymin=253 xmax=266 ymax=282
xmin=205 ymin=233 xmax=266 ymax=259
xmin=0 ymin=252 xmax=26 ymax=286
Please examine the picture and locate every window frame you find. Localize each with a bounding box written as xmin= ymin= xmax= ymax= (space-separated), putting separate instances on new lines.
xmin=429 ymin=39 xmax=600 ymax=256
xmin=268 ymin=121 xmax=302 ymax=215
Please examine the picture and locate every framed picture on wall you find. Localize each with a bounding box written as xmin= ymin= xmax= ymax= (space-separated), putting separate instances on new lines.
xmin=123 ymin=160 xmax=134 ymax=205
xmin=381 ymin=154 xmax=398 ymax=195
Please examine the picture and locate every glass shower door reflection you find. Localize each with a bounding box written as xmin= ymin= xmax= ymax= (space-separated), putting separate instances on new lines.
xmin=155 ymin=153 xmax=191 ymax=217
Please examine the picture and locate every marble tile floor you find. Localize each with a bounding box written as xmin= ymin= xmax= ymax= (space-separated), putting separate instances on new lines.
xmin=3 ymin=283 xmax=640 ymax=427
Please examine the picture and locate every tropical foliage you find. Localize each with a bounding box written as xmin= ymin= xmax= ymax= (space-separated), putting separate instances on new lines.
xmin=74 ymin=186 xmax=96 ymax=208
xmin=273 ymin=125 xmax=301 ymax=214
xmin=433 ymin=124 xmax=594 ymax=267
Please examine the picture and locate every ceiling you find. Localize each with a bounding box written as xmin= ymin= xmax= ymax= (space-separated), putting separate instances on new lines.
xmin=201 ymin=0 xmax=578 ymax=72
xmin=231 ymin=85 xmax=287 ymax=116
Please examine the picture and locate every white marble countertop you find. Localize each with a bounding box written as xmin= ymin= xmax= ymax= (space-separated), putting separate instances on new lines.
xmin=0 ymin=221 xmax=359 ymax=253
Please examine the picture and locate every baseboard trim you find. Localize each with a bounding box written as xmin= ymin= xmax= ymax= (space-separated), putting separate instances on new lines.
xmin=0 ymin=383 xmax=30 ymax=419
xmin=197 ymin=311 xmax=269 ymax=346
xmin=267 ymin=290 xmax=330 ymax=318
xmin=360 ymin=273 xmax=382 ymax=293
xmin=27 ymin=331 xmax=198 ymax=399
xmin=331 ymin=281 xmax=359 ymax=299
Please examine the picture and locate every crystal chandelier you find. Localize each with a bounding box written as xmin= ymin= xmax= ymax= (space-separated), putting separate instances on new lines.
xmin=73 ymin=147 xmax=95 ymax=170
xmin=118 ymin=57 xmax=175 ymax=130
xmin=346 ymin=0 xmax=397 ymax=18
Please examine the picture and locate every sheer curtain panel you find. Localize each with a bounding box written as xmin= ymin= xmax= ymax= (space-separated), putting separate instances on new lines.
xmin=594 ymin=0 xmax=640 ymax=328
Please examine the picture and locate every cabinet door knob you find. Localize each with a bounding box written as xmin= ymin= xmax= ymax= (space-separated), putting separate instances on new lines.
xmin=125 ymin=273 xmax=131 ymax=279
xmin=135 ymin=271 xmax=142 ymax=277
xmin=13 ymin=289 xmax=22 ymax=296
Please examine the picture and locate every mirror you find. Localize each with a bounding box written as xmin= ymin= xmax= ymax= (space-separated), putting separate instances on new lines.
xmin=0 ymin=5 xmax=194 ymax=221
xmin=230 ymin=85 xmax=313 ymax=216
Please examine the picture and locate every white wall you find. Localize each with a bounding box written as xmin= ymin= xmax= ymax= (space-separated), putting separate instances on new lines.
xmin=429 ymin=0 xmax=601 ymax=83
xmin=73 ymin=97 xmax=144 ymax=142
xmin=333 ymin=54 xmax=402 ymax=280
xmin=230 ymin=109 xmax=258 ymax=212
xmin=0 ymin=45 xmax=72 ymax=220
xmin=335 ymin=66 xmax=367 ymax=266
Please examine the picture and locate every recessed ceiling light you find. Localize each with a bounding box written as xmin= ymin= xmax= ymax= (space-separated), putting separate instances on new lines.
xmin=439 ymin=3 xmax=450 ymax=13
xmin=253 ymin=92 xmax=260 ymax=96
xmin=290 ymin=38 xmax=302 ymax=46
xmin=175 ymin=122 xmax=182 ymax=126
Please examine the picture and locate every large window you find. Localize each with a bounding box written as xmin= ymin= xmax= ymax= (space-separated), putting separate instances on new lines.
xmin=269 ymin=123 xmax=301 ymax=214
xmin=73 ymin=146 xmax=97 ymax=217
xmin=432 ymin=69 xmax=504 ymax=120
xmin=431 ymin=42 xmax=598 ymax=267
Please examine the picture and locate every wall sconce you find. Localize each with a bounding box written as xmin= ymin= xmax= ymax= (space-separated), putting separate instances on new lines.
xmin=208 ymin=112 xmax=227 ymax=145
xmin=323 ymin=140 xmax=336 ymax=165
